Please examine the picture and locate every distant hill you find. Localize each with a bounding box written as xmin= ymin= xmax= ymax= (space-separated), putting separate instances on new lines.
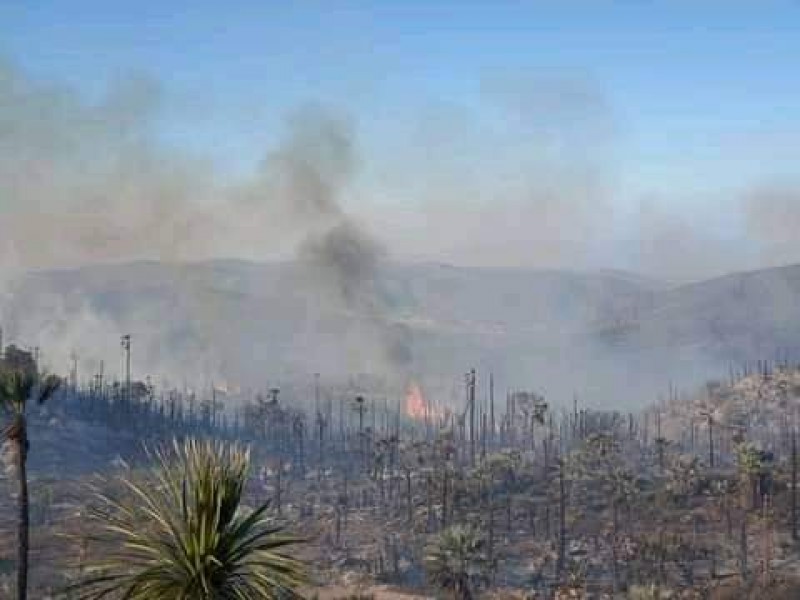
xmin=592 ymin=264 xmax=800 ymax=362
xmin=2 ymin=260 xmax=799 ymax=407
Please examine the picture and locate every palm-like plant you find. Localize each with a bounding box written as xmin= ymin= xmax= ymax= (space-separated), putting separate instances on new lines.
xmin=70 ymin=438 xmax=307 ymax=599
xmin=425 ymin=524 xmax=488 ymax=600
xmin=0 ymin=351 xmax=61 ymax=600
xmin=736 ymin=441 xmax=769 ymax=510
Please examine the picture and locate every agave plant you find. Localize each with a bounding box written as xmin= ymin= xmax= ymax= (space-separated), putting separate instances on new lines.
xmin=70 ymin=438 xmax=306 ymax=599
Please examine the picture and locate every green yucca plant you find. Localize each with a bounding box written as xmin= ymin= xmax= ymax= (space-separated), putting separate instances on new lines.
xmin=68 ymin=438 xmax=307 ymax=599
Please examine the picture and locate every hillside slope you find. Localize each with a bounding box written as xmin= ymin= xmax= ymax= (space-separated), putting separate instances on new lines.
xmin=2 ymin=260 xmax=799 ymax=406
xmin=594 ymin=264 xmax=800 ymax=363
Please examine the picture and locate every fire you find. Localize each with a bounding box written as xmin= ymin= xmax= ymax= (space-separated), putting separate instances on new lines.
xmin=405 ymin=381 xmax=430 ymax=420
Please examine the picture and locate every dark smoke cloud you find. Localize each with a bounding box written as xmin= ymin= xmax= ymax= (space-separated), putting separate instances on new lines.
xmin=300 ymin=222 xmax=383 ymax=309
xmin=266 ymin=110 xmax=413 ymax=372
xmin=0 ymin=59 xmax=410 ymax=380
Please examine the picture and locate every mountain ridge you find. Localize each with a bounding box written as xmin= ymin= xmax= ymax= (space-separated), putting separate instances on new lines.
xmin=2 ymin=260 xmax=800 ymax=407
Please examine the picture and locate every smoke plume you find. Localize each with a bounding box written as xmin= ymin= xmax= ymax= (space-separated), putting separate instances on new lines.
xmin=0 ymin=59 xmax=409 ymax=380
xmin=2 ymin=57 xmax=800 ymax=401
xmin=264 ymin=109 xmax=413 ymax=373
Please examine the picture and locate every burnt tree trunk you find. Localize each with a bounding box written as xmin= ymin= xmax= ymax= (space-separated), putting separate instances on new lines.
xmin=406 ymin=471 xmax=413 ymax=524
xmin=740 ymin=516 xmax=749 ymax=582
xmin=792 ymin=429 xmax=798 ymax=540
xmin=11 ymin=416 xmax=30 ymax=600
xmin=708 ymin=416 xmax=715 ymax=469
xmin=611 ymin=499 xmax=619 ymax=595
xmin=556 ymin=459 xmax=567 ymax=582
xmin=441 ymin=468 xmax=448 ymax=529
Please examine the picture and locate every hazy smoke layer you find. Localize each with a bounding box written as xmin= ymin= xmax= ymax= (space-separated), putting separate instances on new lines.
xmin=0 ymin=58 xmax=217 ymax=269
xmin=744 ymin=183 xmax=800 ymax=268
xmin=2 ymin=59 xmax=798 ymax=280
xmin=1 ymin=58 xmax=799 ymax=400
xmin=0 ymin=60 xmax=409 ymax=381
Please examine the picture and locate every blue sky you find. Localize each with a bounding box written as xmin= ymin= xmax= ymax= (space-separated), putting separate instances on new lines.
xmin=2 ymin=1 xmax=799 ymax=276
xmin=3 ymin=2 xmax=797 ymax=174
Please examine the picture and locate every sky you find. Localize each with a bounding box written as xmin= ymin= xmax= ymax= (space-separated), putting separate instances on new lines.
xmin=1 ymin=1 xmax=800 ymax=280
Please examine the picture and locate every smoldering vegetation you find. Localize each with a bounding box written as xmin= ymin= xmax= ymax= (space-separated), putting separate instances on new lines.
xmin=8 ymin=332 xmax=800 ymax=598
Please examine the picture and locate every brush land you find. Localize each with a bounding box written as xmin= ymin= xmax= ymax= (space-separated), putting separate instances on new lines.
xmin=3 ymin=264 xmax=800 ymax=598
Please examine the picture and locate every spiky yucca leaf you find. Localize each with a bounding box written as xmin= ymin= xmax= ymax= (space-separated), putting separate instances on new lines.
xmin=68 ymin=438 xmax=307 ymax=599
xmin=0 ymin=366 xmax=61 ymax=420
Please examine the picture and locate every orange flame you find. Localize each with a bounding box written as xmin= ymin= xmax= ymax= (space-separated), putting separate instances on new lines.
xmin=405 ymin=382 xmax=430 ymax=420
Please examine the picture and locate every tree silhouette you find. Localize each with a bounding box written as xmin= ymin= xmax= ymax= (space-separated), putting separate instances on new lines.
xmin=0 ymin=347 xmax=61 ymax=600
